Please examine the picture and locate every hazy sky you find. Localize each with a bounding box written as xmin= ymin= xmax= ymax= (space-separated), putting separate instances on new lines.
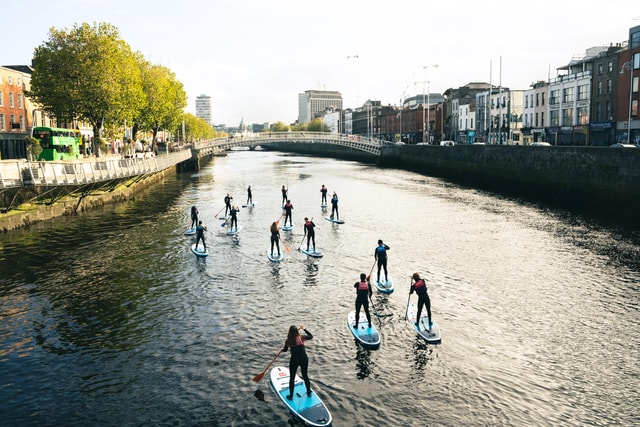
xmin=4 ymin=0 xmax=638 ymax=126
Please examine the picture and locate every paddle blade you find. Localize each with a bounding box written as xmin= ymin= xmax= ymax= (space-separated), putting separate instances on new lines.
xmin=366 ymin=275 xmax=371 ymax=281
xmin=252 ymin=371 xmax=265 ymax=382
xmin=285 ymin=246 xmax=291 ymax=253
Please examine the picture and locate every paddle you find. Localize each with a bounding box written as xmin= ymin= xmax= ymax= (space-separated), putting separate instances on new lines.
xmin=405 ymin=279 xmax=412 ymax=320
xmin=214 ymin=206 xmax=225 ymax=218
xmin=280 ymin=237 xmax=291 ymax=252
xmin=365 ymin=259 xmax=376 ymax=281
xmin=252 ymin=349 xmax=282 ymax=382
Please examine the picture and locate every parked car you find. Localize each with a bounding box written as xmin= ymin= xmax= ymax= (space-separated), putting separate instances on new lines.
xmin=531 ymin=142 xmax=551 ymax=146
xmin=440 ymin=140 xmax=455 ymax=146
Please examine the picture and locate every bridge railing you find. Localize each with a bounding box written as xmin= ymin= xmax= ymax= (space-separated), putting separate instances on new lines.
xmin=194 ymin=132 xmax=384 ymax=155
xmin=0 ymin=149 xmax=191 ymax=189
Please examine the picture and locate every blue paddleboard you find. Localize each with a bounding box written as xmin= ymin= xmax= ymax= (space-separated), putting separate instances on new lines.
xmin=375 ymin=275 xmax=394 ymax=294
xmin=242 ymin=202 xmax=256 ymax=208
xmin=406 ymin=302 xmax=441 ymax=344
xmin=299 ymin=248 xmax=323 ymax=258
xmin=281 ymin=224 xmax=295 ymax=232
xmin=324 ymin=216 xmax=345 ymax=224
xmin=226 ymin=225 xmax=243 ymax=235
xmin=270 ymin=366 xmax=332 ymax=427
xmin=347 ymin=311 xmax=380 ymax=349
xmin=268 ymin=251 xmax=284 ymax=262
xmin=184 ymin=227 xmax=196 ymax=236
xmin=190 ymin=243 xmax=209 ymax=257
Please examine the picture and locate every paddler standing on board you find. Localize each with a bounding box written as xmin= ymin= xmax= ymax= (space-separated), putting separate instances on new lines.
xmin=410 ymin=272 xmax=432 ymax=331
xmin=353 ymin=273 xmax=373 ymax=328
xmin=303 ymin=217 xmax=316 ymax=252
xmin=195 ymin=220 xmax=207 ymax=252
xmin=282 ymin=324 xmax=314 ymax=400
xmin=374 ymin=239 xmax=391 ymax=283
xmin=330 ymin=192 xmax=339 ymax=220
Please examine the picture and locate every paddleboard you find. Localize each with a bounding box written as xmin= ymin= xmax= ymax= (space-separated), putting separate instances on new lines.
xmin=375 ymin=276 xmax=394 ymax=294
xmin=406 ymin=302 xmax=441 ymax=344
xmin=281 ymin=224 xmax=295 ymax=232
xmin=190 ymin=244 xmax=209 ymax=257
xmin=347 ymin=311 xmax=380 ymax=349
xmin=324 ymin=216 xmax=345 ymax=224
xmin=226 ymin=225 xmax=243 ymax=235
xmin=184 ymin=227 xmax=196 ymax=236
xmin=299 ymin=248 xmax=323 ymax=258
xmin=270 ymin=366 xmax=332 ymax=427
xmin=320 ymin=203 xmax=328 ymax=208
xmin=268 ymin=251 xmax=284 ymax=262
xmin=242 ymin=202 xmax=256 ymax=208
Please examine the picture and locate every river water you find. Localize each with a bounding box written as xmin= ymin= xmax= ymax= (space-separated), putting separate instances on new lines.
xmin=0 ymin=150 xmax=638 ymax=426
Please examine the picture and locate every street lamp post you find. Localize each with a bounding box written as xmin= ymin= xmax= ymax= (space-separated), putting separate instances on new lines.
xmin=422 ymin=65 xmax=438 ymax=143
xmin=621 ymin=60 xmax=633 ymax=145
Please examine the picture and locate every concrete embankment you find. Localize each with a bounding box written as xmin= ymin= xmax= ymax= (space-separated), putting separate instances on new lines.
xmin=0 ymin=166 xmax=175 ymax=232
xmin=270 ymin=142 xmax=640 ymax=223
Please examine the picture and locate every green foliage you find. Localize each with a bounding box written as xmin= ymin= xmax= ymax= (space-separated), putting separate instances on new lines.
xmin=28 ymin=22 xmax=144 ymax=149
xmin=306 ymin=118 xmax=329 ymax=132
xmin=179 ymin=113 xmax=216 ymax=142
xmin=291 ymin=122 xmax=307 ymax=132
xmin=25 ymin=137 xmax=42 ymax=160
xmin=270 ymin=121 xmax=290 ymax=132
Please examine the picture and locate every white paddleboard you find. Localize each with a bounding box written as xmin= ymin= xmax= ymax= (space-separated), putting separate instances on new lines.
xmin=190 ymin=244 xmax=209 ymax=257
xmin=320 ymin=203 xmax=328 ymax=208
xmin=268 ymin=251 xmax=284 ymax=262
xmin=270 ymin=366 xmax=332 ymax=427
xmin=242 ymin=202 xmax=256 ymax=208
xmin=406 ymin=302 xmax=441 ymax=344
xmin=225 ymin=225 xmax=243 ymax=235
xmin=347 ymin=311 xmax=380 ymax=348
xmin=299 ymin=248 xmax=323 ymax=258
xmin=375 ymin=275 xmax=394 ymax=294
xmin=324 ymin=216 xmax=345 ymax=224
xmin=281 ymin=224 xmax=295 ymax=232
xmin=184 ymin=227 xmax=196 ymax=236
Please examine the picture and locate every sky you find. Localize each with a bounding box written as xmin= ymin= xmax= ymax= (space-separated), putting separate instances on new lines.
xmin=3 ymin=0 xmax=639 ymax=126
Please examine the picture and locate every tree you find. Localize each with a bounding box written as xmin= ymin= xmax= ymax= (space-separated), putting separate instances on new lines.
xmin=135 ymin=59 xmax=187 ymax=148
xmin=306 ymin=118 xmax=329 ymax=132
xmin=28 ymin=22 xmax=143 ymax=156
xmin=179 ymin=113 xmax=216 ymax=142
xmin=270 ymin=121 xmax=290 ymax=132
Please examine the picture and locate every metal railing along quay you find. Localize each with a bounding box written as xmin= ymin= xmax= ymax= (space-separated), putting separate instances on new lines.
xmin=0 ymin=149 xmax=192 ymax=189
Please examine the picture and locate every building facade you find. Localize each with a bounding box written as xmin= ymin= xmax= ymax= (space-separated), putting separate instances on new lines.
xmin=195 ymin=94 xmax=212 ymax=126
xmin=297 ymin=90 xmax=343 ymax=125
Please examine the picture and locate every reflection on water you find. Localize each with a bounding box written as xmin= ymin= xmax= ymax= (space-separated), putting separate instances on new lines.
xmin=0 ymin=151 xmax=639 ymax=426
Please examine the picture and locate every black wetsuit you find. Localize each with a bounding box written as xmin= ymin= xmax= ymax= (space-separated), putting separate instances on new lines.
xmin=375 ymin=244 xmax=390 ymax=281
xmin=195 ymin=224 xmax=206 ymax=250
xmin=229 ymin=207 xmax=239 ymax=230
xmin=224 ymin=195 xmax=233 ymax=216
xmin=304 ymin=220 xmax=316 ymax=251
xmin=354 ymin=280 xmax=372 ymax=327
xmin=271 ymin=228 xmax=280 ymax=255
xmin=411 ymin=279 xmax=432 ymax=327
xmin=190 ymin=206 xmax=198 ymax=228
xmin=283 ymin=329 xmax=313 ymax=398
xmin=283 ymin=202 xmax=293 ymax=226
xmin=330 ymin=195 xmax=339 ymax=219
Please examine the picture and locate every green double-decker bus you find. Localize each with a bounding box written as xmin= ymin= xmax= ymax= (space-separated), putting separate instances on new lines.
xmin=32 ymin=127 xmax=83 ymax=161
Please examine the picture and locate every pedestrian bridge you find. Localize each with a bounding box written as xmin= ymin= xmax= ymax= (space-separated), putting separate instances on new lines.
xmin=193 ymin=131 xmax=385 ymax=157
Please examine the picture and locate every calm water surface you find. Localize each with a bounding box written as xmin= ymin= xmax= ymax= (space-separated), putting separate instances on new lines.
xmin=0 ymin=150 xmax=638 ymax=426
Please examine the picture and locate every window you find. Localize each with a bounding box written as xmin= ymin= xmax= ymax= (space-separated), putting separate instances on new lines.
xmin=608 ymin=61 xmax=613 ymax=73
xmin=541 ymin=92 xmax=545 ymax=106
xmin=17 ymin=93 xmax=23 ymax=109
xmin=550 ymin=90 xmax=559 ymax=105
xmin=598 ymin=64 xmax=603 ymax=75
xmin=605 ymin=101 xmax=611 ymax=120
xmin=7 ymin=75 xmax=12 ymax=85
xmin=0 ymin=90 xmax=3 ymax=107
xmin=562 ymin=108 xmax=573 ymax=126
xmin=0 ymin=114 xmax=4 ymax=131
xmin=578 ymin=84 xmax=589 ymax=101
xmin=595 ymin=102 xmax=601 ymax=121
xmin=541 ymin=112 xmax=545 ymax=127
xmin=550 ymin=110 xmax=560 ymax=126
xmin=597 ymin=81 xmax=602 ymax=95
xmin=19 ymin=116 xmax=24 ymax=131
xmin=9 ymin=93 xmax=14 ymax=108
xmin=577 ymin=106 xmax=589 ymax=125
xmin=633 ymin=76 xmax=639 ymax=94
xmin=633 ymin=100 xmax=638 ymax=117
xmin=606 ymin=79 xmax=612 ymax=94
xmin=535 ymin=112 xmax=539 ymax=127
xmin=535 ymin=93 xmax=539 ymax=106
xmin=563 ymin=87 xmax=574 ymax=103
xmin=634 ymin=52 xmax=640 ymax=70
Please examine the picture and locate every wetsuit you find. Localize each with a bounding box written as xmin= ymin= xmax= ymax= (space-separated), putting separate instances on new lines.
xmin=224 ymin=195 xmax=233 ymax=216
xmin=304 ymin=220 xmax=316 ymax=251
xmin=246 ymin=187 xmax=252 ymax=205
xmin=375 ymin=243 xmax=390 ymax=282
xmin=283 ymin=202 xmax=293 ymax=226
xmin=330 ymin=194 xmax=339 ymax=219
xmin=354 ymin=280 xmax=372 ymax=327
xmin=195 ymin=224 xmax=206 ymax=250
xmin=229 ymin=207 xmax=239 ymax=230
xmin=281 ymin=187 xmax=288 ymax=206
xmin=321 ymin=187 xmax=328 ymax=204
xmin=270 ymin=226 xmax=280 ymax=255
xmin=190 ymin=206 xmax=198 ymax=228
xmin=411 ymin=278 xmax=432 ymax=328
xmin=283 ymin=329 xmax=313 ymax=399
